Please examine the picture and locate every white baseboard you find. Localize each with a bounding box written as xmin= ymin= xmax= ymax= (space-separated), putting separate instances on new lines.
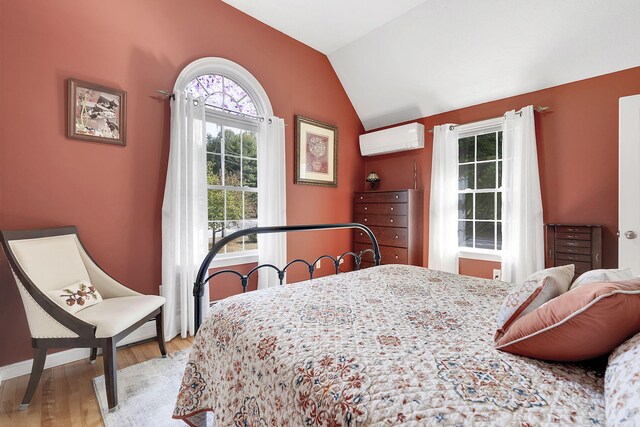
xmin=0 ymin=320 xmax=157 ymax=385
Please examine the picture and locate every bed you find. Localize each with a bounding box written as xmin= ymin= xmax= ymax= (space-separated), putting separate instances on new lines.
xmin=172 ymin=225 xmax=605 ymax=426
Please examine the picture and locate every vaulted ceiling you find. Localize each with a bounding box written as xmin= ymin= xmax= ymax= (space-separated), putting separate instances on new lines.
xmin=222 ymin=0 xmax=640 ymax=130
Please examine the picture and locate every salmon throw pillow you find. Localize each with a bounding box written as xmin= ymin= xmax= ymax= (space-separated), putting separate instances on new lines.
xmin=495 ymin=264 xmax=575 ymax=339
xmin=495 ymin=279 xmax=640 ymax=361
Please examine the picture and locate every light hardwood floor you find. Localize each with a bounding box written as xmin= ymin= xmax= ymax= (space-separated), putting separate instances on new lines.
xmin=0 ymin=336 xmax=193 ymax=427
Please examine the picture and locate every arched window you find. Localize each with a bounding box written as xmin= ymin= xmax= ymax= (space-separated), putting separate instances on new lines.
xmin=177 ymin=58 xmax=273 ymax=262
xmin=184 ymin=74 xmax=258 ymax=118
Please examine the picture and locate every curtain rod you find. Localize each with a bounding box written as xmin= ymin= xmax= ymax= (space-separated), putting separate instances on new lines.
xmin=426 ymin=106 xmax=550 ymax=133
xmin=156 ymin=89 xmax=279 ymax=123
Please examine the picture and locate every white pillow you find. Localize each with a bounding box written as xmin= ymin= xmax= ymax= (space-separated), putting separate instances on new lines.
xmin=571 ymin=268 xmax=633 ymax=290
xmin=495 ymin=264 xmax=575 ymax=338
xmin=47 ymin=281 xmax=103 ymax=314
xmin=606 ymin=332 xmax=640 ymax=426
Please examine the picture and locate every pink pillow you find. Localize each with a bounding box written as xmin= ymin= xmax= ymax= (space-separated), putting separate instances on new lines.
xmin=495 ymin=279 xmax=640 ymax=361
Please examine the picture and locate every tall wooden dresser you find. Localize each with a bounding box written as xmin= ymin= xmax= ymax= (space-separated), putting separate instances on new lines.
xmin=545 ymin=224 xmax=603 ymax=276
xmin=353 ymin=189 xmax=423 ymax=268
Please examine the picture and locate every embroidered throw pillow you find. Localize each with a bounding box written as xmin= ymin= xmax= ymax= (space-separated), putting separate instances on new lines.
xmin=495 ymin=264 xmax=575 ymax=339
xmin=495 ymin=279 xmax=640 ymax=361
xmin=606 ymin=332 xmax=640 ymax=426
xmin=48 ymin=281 xmax=103 ymax=314
xmin=571 ymin=268 xmax=633 ymax=290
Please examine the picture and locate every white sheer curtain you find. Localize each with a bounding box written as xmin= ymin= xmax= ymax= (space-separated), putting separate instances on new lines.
xmin=501 ymin=105 xmax=544 ymax=283
xmin=428 ymin=124 xmax=459 ymax=273
xmin=161 ymin=92 xmax=209 ymax=339
xmin=257 ymin=117 xmax=287 ymax=289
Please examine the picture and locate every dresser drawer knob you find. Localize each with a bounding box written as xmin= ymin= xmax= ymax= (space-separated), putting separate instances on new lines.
xmin=390 ymin=219 xmax=394 ymax=223
xmin=390 ymin=207 xmax=394 ymax=211
xmin=364 ymin=207 xmax=368 ymax=210
xmin=364 ymin=218 xmax=368 ymax=222
xmin=360 ymin=196 xmax=363 ymax=200
xmin=395 ymin=255 xmax=399 ymax=259
xmin=395 ymin=195 xmax=399 ymax=199
xmin=395 ymin=235 xmax=399 ymax=239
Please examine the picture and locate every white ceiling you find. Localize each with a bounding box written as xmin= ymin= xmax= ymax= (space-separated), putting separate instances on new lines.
xmin=223 ymin=0 xmax=640 ymax=131
xmin=221 ymin=0 xmax=427 ymax=54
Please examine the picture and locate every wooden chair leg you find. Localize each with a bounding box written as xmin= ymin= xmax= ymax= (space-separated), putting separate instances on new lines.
xmin=89 ymin=347 xmax=97 ymax=363
xmin=19 ymin=347 xmax=47 ymax=410
xmin=102 ymin=338 xmax=118 ymax=411
xmin=156 ymin=308 xmax=167 ymax=358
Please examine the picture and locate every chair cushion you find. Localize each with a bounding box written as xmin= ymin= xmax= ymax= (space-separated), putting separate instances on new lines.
xmin=75 ymin=295 xmax=165 ymax=338
xmin=9 ymin=234 xmax=91 ymax=291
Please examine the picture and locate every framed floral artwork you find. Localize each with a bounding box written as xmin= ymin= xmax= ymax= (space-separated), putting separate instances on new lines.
xmin=67 ymin=78 xmax=127 ymax=146
xmin=294 ymin=115 xmax=338 ymax=187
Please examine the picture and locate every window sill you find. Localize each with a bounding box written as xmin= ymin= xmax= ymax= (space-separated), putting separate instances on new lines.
xmin=459 ymin=249 xmax=502 ymax=263
xmin=208 ymin=252 xmax=258 ymax=269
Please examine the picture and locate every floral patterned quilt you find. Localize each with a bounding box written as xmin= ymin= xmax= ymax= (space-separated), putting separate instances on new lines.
xmin=173 ymin=265 xmax=605 ymax=426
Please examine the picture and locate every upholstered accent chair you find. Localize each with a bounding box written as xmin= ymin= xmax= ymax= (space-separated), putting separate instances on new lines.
xmin=0 ymin=226 xmax=166 ymax=411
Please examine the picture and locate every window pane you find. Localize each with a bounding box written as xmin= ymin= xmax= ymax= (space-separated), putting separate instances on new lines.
xmin=477 ymin=162 xmax=496 ymax=189
xmin=475 ymin=221 xmax=495 ymax=249
xmin=207 ymin=153 xmax=221 ymax=185
xmin=497 ymin=192 xmax=502 ymax=221
xmin=206 ymin=123 xmax=222 ymax=153
xmin=224 ymin=221 xmax=243 ymax=253
xmin=475 ymin=193 xmax=495 ymax=220
xmin=226 ymin=190 xmax=243 ymax=220
xmin=459 ymin=136 xmax=475 ymax=163
xmin=459 ymin=164 xmax=475 ymax=190
xmin=242 ymin=220 xmax=258 ymax=251
xmin=498 ymin=131 xmax=503 ymax=159
xmin=242 ymin=159 xmax=257 ymax=188
xmin=458 ymin=193 xmax=473 ymax=219
xmin=208 ymin=189 xmax=224 ymax=221
xmin=209 ymin=221 xmax=225 ymax=251
xmin=225 ymin=155 xmax=241 ymax=186
xmin=498 ymin=160 xmax=502 ymax=188
xmin=458 ymin=221 xmax=473 ymax=248
xmin=224 ymin=127 xmax=242 ymax=156
xmin=477 ymin=133 xmax=497 ymax=161
xmin=245 ymin=192 xmax=258 ymax=219
xmin=242 ymin=130 xmax=257 ymax=158
xmin=497 ymin=222 xmax=502 ymax=250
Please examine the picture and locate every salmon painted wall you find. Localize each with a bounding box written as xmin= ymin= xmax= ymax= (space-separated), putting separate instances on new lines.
xmin=0 ymin=0 xmax=364 ymax=365
xmin=365 ymin=66 xmax=640 ymax=279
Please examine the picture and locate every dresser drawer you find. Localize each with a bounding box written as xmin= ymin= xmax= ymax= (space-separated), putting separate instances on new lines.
xmin=556 ymin=232 xmax=591 ymax=241
xmin=556 ymin=253 xmax=592 ymax=263
xmin=555 ymin=246 xmax=591 ymax=255
xmin=358 ymin=260 xmax=376 ymax=270
xmin=354 ymin=227 xmax=408 ymax=247
xmin=355 ymin=243 xmax=408 ymax=265
xmin=555 ymin=239 xmax=591 ymax=248
xmin=556 ymin=226 xmax=591 ymax=234
xmin=355 ymin=214 xmax=407 ymax=228
xmin=354 ymin=191 xmax=407 ymax=204
xmin=354 ymin=203 xmax=407 ymax=215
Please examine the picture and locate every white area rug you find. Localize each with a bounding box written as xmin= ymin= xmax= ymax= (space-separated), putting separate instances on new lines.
xmin=93 ymin=350 xmax=199 ymax=426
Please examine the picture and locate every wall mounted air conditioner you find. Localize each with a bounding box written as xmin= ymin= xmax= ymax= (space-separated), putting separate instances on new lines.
xmin=359 ymin=122 xmax=425 ymax=156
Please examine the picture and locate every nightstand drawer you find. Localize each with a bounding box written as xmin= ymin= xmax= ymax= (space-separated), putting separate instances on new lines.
xmin=555 ymin=259 xmax=591 ymax=274
xmin=556 ymin=226 xmax=591 ymax=234
xmin=354 ymin=203 xmax=407 ymax=215
xmin=556 ymin=246 xmax=591 ymax=255
xmin=354 ymin=227 xmax=408 ymax=247
xmin=355 ymin=214 xmax=407 ymax=228
xmin=556 ymin=232 xmax=591 ymax=241
xmin=556 ymin=253 xmax=591 ymax=263
xmin=354 ymin=191 xmax=407 ymax=204
xmin=555 ymin=239 xmax=591 ymax=248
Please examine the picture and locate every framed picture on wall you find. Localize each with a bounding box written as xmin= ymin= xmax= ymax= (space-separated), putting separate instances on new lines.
xmin=294 ymin=115 xmax=338 ymax=187
xmin=67 ymin=78 xmax=127 ymax=146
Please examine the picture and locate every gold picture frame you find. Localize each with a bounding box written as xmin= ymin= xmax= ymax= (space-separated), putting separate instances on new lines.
xmin=294 ymin=115 xmax=338 ymax=187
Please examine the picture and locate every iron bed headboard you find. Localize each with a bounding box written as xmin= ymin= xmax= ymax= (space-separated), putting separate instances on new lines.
xmin=193 ymin=223 xmax=381 ymax=331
